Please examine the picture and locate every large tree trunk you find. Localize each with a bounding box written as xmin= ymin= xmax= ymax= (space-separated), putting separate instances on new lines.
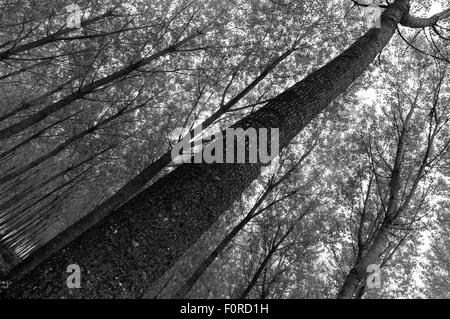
xmin=1 ymin=0 xmax=410 ymax=298
xmin=0 ymin=49 xmax=293 ymax=289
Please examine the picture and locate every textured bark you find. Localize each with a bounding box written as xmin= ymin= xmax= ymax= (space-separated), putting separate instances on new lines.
xmin=172 ymin=147 xmax=311 ymax=298
xmin=1 ymin=49 xmax=294 ymax=285
xmin=172 ymin=184 xmax=276 ymax=299
xmin=2 ymin=0 xmax=409 ymax=298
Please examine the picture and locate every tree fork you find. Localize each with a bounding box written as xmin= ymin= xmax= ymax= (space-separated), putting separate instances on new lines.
xmin=1 ymin=0 xmax=410 ymax=298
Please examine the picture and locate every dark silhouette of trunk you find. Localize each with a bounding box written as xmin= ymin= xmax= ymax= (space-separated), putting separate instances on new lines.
xmin=239 ymin=247 xmax=278 ymax=299
xmin=1 ymin=0 xmax=410 ymax=298
xmin=172 ymin=145 xmax=313 ymax=299
xmin=238 ymin=225 xmax=294 ymax=299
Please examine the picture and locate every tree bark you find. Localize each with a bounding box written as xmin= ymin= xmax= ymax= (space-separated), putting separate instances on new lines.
xmin=0 ymin=49 xmax=293 ymax=286
xmin=1 ymin=0 xmax=410 ymax=298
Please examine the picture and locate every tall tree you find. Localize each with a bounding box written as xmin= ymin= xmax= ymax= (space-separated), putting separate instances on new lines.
xmin=335 ymin=60 xmax=449 ymax=298
xmin=2 ymin=0 xmax=450 ymax=298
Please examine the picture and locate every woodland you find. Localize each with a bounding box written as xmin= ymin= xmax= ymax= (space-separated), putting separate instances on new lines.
xmin=0 ymin=0 xmax=449 ymax=299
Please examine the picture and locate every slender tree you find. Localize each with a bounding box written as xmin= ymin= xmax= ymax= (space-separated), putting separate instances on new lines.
xmin=2 ymin=0 xmax=450 ymax=298
xmin=238 ymin=222 xmax=296 ymax=299
xmin=337 ymin=66 xmax=449 ymax=298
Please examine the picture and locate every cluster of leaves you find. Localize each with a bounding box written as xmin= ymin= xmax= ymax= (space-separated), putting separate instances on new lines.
xmin=0 ymin=0 xmax=449 ymax=299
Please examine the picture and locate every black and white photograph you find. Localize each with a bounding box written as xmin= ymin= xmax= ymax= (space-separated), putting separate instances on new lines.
xmin=0 ymin=0 xmax=449 ymax=306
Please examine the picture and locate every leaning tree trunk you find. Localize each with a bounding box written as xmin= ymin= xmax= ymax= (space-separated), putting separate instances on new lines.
xmin=0 ymin=49 xmax=293 ymax=294
xmin=336 ymin=226 xmax=390 ymax=299
xmin=238 ymin=247 xmax=278 ymax=300
xmin=1 ymin=0 xmax=410 ymax=298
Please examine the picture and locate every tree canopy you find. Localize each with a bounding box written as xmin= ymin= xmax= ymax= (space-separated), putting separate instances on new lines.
xmin=0 ymin=0 xmax=449 ymax=299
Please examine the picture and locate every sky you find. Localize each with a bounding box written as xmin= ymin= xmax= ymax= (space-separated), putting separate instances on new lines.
xmin=429 ymin=1 xmax=445 ymax=15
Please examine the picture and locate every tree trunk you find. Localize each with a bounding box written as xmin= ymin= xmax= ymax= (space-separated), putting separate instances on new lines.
xmin=337 ymin=227 xmax=389 ymax=299
xmin=0 ymin=49 xmax=292 ymax=285
xmin=239 ymin=247 xmax=277 ymax=299
xmin=1 ymin=0 xmax=410 ymax=298
xmin=337 ymin=79 xmax=426 ymax=299
xmin=173 ymin=214 xmax=252 ymax=299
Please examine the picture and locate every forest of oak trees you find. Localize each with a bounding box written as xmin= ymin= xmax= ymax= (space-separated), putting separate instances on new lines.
xmin=0 ymin=0 xmax=450 ymax=299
